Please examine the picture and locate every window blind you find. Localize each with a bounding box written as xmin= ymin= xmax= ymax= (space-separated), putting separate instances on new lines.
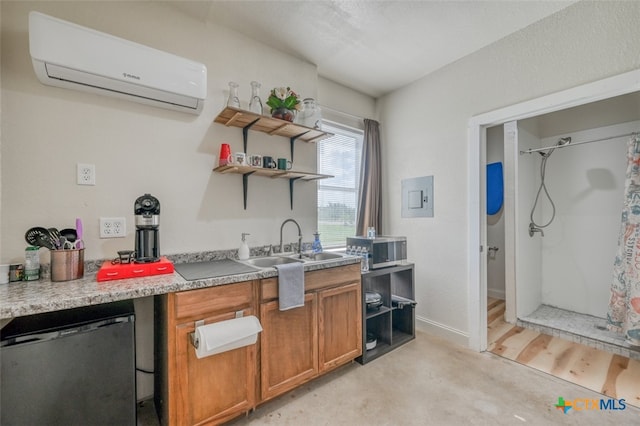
xmin=317 ymin=124 xmax=363 ymax=248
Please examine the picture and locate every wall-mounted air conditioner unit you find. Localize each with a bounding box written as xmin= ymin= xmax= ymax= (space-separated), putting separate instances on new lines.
xmin=28 ymin=11 xmax=207 ymax=115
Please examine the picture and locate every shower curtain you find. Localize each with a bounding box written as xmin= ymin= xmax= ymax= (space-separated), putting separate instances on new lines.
xmin=608 ymin=133 xmax=640 ymax=345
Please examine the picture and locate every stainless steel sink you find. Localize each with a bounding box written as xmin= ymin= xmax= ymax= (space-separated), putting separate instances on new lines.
xmin=242 ymin=256 xmax=304 ymax=268
xmin=305 ymin=252 xmax=344 ymax=261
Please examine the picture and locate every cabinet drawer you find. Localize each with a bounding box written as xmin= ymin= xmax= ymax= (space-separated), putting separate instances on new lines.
xmin=260 ymin=264 xmax=361 ymax=301
xmin=174 ymin=281 xmax=254 ymax=321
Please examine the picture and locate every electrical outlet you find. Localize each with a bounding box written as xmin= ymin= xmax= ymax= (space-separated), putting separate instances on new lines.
xmin=77 ymin=163 xmax=96 ymax=185
xmin=100 ymin=217 xmax=126 ymax=238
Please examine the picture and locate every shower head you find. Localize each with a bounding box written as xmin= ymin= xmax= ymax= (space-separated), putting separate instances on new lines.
xmin=557 ymin=137 xmax=572 ymax=146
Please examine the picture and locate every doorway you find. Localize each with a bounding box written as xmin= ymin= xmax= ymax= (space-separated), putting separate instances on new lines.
xmin=467 ymin=69 xmax=640 ymax=352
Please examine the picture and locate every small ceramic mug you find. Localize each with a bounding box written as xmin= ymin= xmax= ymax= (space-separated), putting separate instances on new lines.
xmin=277 ymin=158 xmax=292 ymax=171
xmin=232 ymin=152 xmax=247 ymax=166
xmin=262 ymin=156 xmax=277 ymax=169
xmin=248 ymin=154 xmax=263 ymax=167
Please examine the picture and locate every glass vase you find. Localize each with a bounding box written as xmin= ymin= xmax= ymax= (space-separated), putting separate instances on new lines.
xmin=227 ymin=81 xmax=240 ymax=108
xmin=296 ymin=98 xmax=322 ymax=129
xmin=248 ymin=81 xmax=263 ymax=115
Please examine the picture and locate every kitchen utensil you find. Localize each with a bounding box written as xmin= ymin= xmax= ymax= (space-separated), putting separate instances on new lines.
xmin=365 ymin=291 xmax=383 ymax=310
xmin=48 ymin=228 xmax=62 ymax=249
xmin=60 ymin=228 xmax=78 ymax=243
xmin=75 ymin=218 xmax=84 ymax=249
xmin=62 ymin=239 xmax=78 ymax=250
xmin=366 ymin=332 xmax=377 ymax=350
xmin=25 ymin=227 xmax=55 ymax=250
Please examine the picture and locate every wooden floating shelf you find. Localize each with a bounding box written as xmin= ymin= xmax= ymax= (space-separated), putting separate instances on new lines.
xmin=212 ymin=107 xmax=334 ymax=210
xmin=213 ymin=164 xmax=333 ymax=210
xmin=214 ymin=107 xmax=333 ymax=144
xmin=213 ymin=164 xmax=332 ymax=181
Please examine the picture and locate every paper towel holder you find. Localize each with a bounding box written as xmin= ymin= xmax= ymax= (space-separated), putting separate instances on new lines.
xmin=189 ymin=311 xmax=245 ymax=349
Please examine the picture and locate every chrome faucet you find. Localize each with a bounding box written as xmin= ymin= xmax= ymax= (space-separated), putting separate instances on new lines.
xmin=529 ymin=223 xmax=544 ymax=237
xmin=280 ymin=219 xmax=302 ymax=258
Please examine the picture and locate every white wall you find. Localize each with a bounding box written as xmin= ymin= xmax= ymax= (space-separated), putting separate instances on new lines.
xmin=0 ymin=1 xmax=375 ymax=401
xmin=318 ymin=77 xmax=377 ymax=129
xmin=515 ymin=122 xmax=543 ymax=318
xmin=378 ymin=1 xmax=640 ymax=343
xmin=538 ymin=121 xmax=636 ymax=318
xmin=1 ymin=2 xmax=375 ymax=265
xmin=486 ymin=125 xmax=505 ymax=299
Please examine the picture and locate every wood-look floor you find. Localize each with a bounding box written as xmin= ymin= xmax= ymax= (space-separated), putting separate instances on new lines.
xmin=487 ymin=297 xmax=640 ymax=408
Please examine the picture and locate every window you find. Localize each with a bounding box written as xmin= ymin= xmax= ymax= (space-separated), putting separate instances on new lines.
xmin=317 ymin=123 xmax=364 ymax=248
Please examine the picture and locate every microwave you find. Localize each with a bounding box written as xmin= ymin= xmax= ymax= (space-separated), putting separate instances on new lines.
xmin=346 ymin=236 xmax=407 ymax=270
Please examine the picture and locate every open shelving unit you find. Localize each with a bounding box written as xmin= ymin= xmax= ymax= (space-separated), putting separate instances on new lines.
xmin=357 ymin=263 xmax=416 ymax=365
xmin=213 ymin=106 xmax=333 ymax=160
xmin=212 ymin=107 xmax=334 ymax=210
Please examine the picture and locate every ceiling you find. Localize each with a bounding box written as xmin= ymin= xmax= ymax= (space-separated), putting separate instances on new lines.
xmin=169 ymin=1 xmax=577 ymax=98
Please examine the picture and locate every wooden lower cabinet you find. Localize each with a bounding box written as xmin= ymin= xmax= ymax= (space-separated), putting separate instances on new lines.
xmin=156 ymin=264 xmax=362 ymax=424
xmin=259 ymin=293 xmax=318 ymax=401
xmin=155 ymin=281 xmax=258 ymax=426
xmin=259 ymin=263 xmax=362 ymax=402
xmin=318 ymin=282 xmax=362 ymax=373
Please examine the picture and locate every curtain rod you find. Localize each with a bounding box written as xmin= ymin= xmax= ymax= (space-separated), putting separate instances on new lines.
xmin=519 ymin=131 xmax=639 ymax=155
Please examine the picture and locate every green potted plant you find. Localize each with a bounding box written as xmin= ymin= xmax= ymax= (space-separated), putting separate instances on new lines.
xmin=266 ymin=87 xmax=301 ymax=122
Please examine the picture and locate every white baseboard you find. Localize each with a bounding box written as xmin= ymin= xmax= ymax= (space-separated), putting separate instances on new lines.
xmin=415 ymin=315 xmax=469 ymax=348
xmin=487 ymin=288 xmax=505 ymax=300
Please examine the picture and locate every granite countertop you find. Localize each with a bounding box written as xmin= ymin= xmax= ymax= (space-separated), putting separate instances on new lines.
xmin=0 ymin=254 xmax=361 ymax=320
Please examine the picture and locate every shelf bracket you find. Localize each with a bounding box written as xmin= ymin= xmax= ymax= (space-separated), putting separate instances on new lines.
xmin=289 ymin=176 xmax=303 ymax=210
xmin=242 ymin=118 xmax=261 ymax=153
xmin=242 ymin=171 xmax=256 ymax=210
xmin=290 ymin=131 xmax=311 ymax=161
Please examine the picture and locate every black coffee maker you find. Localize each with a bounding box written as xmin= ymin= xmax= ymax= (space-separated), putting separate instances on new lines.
xmin=134 ymin=193 xmax=161 ymax=263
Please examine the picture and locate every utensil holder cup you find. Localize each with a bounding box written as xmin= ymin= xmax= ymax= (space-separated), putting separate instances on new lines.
xmin=51 ymin=249 xmax=84 ymax=282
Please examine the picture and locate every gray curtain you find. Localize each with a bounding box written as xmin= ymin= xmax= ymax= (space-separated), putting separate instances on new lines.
xmin=356 ymin=119 xmax=382 ymax=236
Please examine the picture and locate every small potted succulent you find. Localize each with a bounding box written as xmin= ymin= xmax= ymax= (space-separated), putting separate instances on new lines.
xmin=266 ymin=87 xmax=301 ymax=122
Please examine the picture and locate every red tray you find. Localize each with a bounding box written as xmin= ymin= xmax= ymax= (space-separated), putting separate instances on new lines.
xmin=97 ymin=256 xmax=174 ymax=282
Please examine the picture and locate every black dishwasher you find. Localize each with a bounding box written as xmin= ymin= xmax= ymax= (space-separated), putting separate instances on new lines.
xmin=1 ymin=300 xmax=136 ymax=425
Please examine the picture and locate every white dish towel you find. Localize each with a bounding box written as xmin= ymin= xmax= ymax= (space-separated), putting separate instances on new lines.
xmin=275 ymin=262 xmax=305 ymax=311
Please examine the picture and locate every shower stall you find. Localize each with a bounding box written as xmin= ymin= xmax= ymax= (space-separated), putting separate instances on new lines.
xmin=490 ymin=93 xmax=640 ymax=359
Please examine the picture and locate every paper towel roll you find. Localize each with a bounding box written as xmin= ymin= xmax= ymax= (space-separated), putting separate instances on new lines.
xmin=194 ymin=315 xmax=262 ymax=359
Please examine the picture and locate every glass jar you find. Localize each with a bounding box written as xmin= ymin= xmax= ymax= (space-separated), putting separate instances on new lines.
xmin=297 ymin=98 xmax=322 ymax=129
xmin=248 ymin=81 xmax=263 ymax=114
xmin=227 ymin=81 xmax=240 ymax=108
xmin=24 ymin=246 xmax=40 ymax=281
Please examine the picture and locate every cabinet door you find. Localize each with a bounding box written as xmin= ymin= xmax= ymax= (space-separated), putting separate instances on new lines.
xmin=260 ymin=293 xmax=317 ymax=401
xmin=318 ymin=282 xmax=362 ymax=373
xmin=174 ymin=308 xmax=256 ymax=426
